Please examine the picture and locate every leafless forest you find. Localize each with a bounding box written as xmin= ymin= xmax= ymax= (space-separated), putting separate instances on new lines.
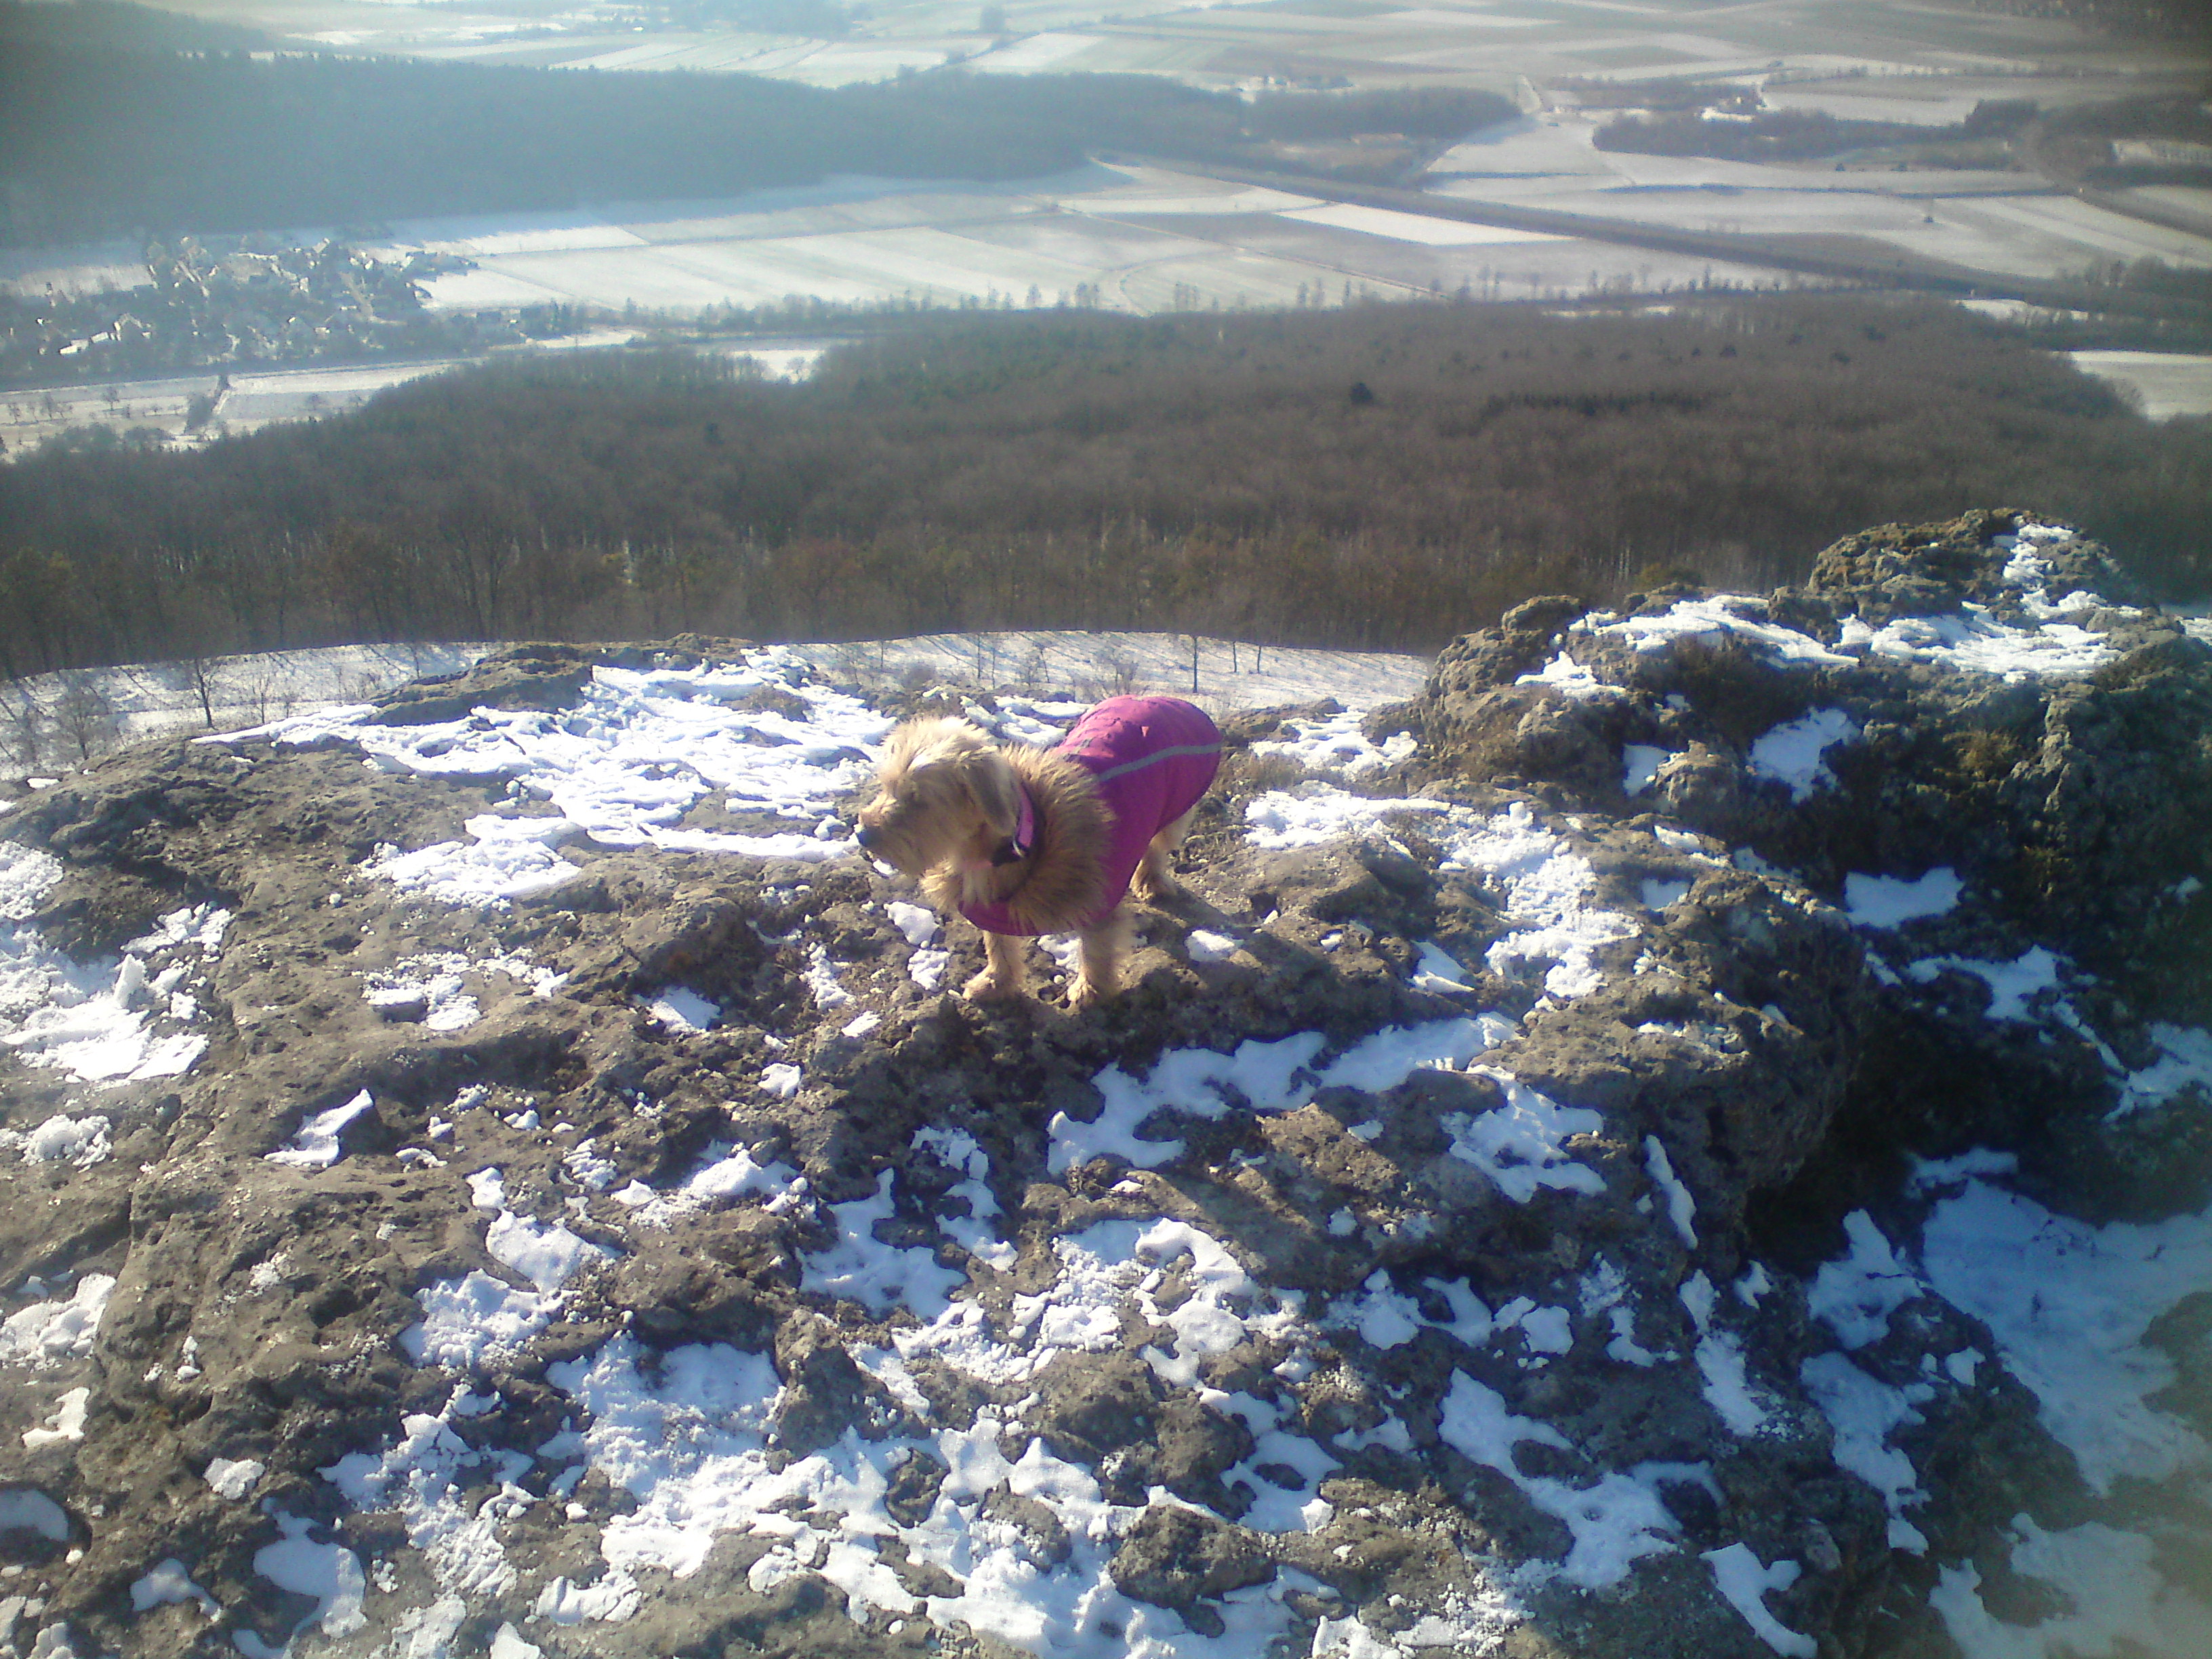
xmin=2 ymin=296 xmax=2205 ymax=678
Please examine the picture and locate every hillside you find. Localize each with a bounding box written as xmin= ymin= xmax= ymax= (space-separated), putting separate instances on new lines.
xmin=7 ymin=300 xmax=2212 ymax=687
xmin=0 ymin=510 xmax=2207 ymax=1658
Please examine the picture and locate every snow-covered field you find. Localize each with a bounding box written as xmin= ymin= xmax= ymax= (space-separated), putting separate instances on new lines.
xmin=307 ymin=165 xmax=1799 ymax=317
xmin=0 ymin=631 xmax=1427 ymax=781
xmin=1428 ymin=112 xmax=2212 ymax=285
xmin=56 ymin=0 xmax=2187 ymax=337
xmin=2067 ymin=351 xmax=2212 ymax=422
xmin=0 ymin=335 xmax=828 ymax=455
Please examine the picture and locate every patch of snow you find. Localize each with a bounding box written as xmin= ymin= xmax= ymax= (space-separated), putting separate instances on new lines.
xmin=0 ymin=1275 xmax=115 ymax=1367
xmin=321 ymin=1388 xmax=521 ymax=1607
xmin=884 ymin=901 xmax=940 ymax=948
xmin=361 ymin=814 xmax=586 ymax=905
xmin=130 ymin=1557 xmax=220 ymax=1617
xmin=1931 ymin=1514 xmax=2208 ymax=1659
xmin=1921 ymin=1180 xmax=2212 ymax=1494
xmin=205 ymin=1456 xmax=266 ymax=1499
xmin=487 ymin=1211 xmax=613 ymax=1295
xmin=264 ymin=1090 xmax=375 ymax=1170
xmin=253 ymin=1509 xmax=368 ymax=1641
xmin=1517 ymin=651 xmax=1623 ymax=700
xmin=1242 ymin=783 xmax=1448 ymax=850
xmin=2114 ymin=1023 xmax=2212 ymax=1118
xmin=1621 ymin=743 xmax=1666 ymax=794
xmin=1437 ymin=1370 xmax=1679 ymax=1589
xmin=1801 ymin=1353 xmax=1931 ymax=1551
xmin=1408 ymin=940 xmax=1473 ymax=992
xmin=1252 ymin=709 xmax=1416 ymax=777
xmin=1702 ymin=1543 xmax=1816 ymax=1657
xmin=0 ymin=1489 xmax=67 ymax=1543
xmin=1807 ymin=1211 xmax=1923 ymax=1351
xmin=643 ymin=987 xmax=720 ymax=1031
xmin=0 ymin=866 xmax=219 ymax=1086
xmin=0 ymin=1114 xmax=111 ymax=1169
xmin=914 ymin=1127 xmax=1017 ymax=1272
xmin=1643 ymin=1136 xmax=1697 ymax=1246
xmin=1436 ymin=802 xmax=1636 ymax=1000
xmin=1843 ymin=868 xmax=1961 ymax=928
xmin=1050 ymin=1017 xmax=1515 ymax=1174
xmin=401 ymin=1271 xmax=552 ymax=1370
xmin=1904 ymin=946 xmax=2060 ymax=1021
xmin=21 ymin=1386 xmax=88 ymax=1448
xmin=216 ymin=650 xmax=892 ymax=884
xmin=1748 ymin=708 xmax=1858 ymax=800
xmin=363 ymin=949 xmax=560 ymax=1027
xmin=1187 ymin=928 xmax=1243 ymax=964
xmin=1839 ymin=607 xmax=2116 ymax=679
xmin=1579 ymin=598 xmax=1853 ymax=668
xmin=801 ymin=1170 xmax=965 ymax=1317
xmin=1443 ymin=1071 xmax=1605 ymax=1203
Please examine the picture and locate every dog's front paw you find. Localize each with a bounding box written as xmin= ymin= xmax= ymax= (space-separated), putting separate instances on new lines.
xmin=1065 ymin=977 xmax=1113 ymax=1010
xmin=964 ymin=968 xmax=1019 ymax=1001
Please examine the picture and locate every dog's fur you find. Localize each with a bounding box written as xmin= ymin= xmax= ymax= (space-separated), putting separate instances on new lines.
xmin=855 ymin=714 xmax=1196 ymax=1006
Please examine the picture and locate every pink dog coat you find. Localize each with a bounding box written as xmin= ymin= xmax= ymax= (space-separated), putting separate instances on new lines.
xmin=961 ymin=696 xmax=1221 ymax=936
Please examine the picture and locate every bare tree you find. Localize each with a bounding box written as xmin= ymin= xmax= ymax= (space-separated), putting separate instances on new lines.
xmin=53 ymin=671 xmax=119 ymax=765
xmin=0 ymin=680 xmax=46 ymax=771
xmin=180 ymin=652 xmax=224 ymax=729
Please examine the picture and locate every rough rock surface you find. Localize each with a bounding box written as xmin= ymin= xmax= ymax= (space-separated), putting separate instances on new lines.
xmin=0 ymin=512 xmax=2205 ymax=1659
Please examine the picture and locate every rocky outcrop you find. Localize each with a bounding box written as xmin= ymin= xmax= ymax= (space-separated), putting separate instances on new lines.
xmin=0 ymin=514 xmax=2205 ymax=1659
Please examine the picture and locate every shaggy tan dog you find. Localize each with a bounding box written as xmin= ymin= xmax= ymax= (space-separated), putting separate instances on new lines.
xmin=855 ymin=699 xmax=1220 ymax=1005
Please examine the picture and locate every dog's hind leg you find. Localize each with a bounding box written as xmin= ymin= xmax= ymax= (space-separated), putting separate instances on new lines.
xmin=1069 ymin=903 xmax=1134 ymax=1008
xmin=964 ymin=930 xmax=1028 ymax=1001
xmin=1132 ymin=805 xmax=1198 ymax=905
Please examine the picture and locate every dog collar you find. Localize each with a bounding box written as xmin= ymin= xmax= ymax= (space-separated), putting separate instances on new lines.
xmin=993 ymin=783 xmax=1038 ymax=866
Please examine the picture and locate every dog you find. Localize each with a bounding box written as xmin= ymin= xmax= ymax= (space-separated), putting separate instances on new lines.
xmin=855 ymin=695 xmax=1222 ymax=1006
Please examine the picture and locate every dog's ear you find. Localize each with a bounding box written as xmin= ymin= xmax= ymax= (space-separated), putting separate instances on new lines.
xmin=954 ymin=747 xmax=1022 ymax=840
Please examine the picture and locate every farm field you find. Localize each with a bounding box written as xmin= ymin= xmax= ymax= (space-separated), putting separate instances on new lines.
xmin=150 ymin=0 xmax=2206 ymax=100
xmin=1425 ymin=110 xmax=2212 ymax=285
xmin=0 ymin=335 xmax=832 ymax=453
xmin=0 ymin=163 xmax=1801 ymax=332
xmin=11 ymin=0 xmax=2212 ymax=427
xmin=36 ymin=0 xmax=2207 ymax=326
xmin=2067 ymin=350 xmax=2212 ymax=422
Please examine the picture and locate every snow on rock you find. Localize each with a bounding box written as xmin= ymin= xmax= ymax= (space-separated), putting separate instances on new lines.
xmin=1748 ymin=708 xmax=1858 ymax=800
xmin=1578 ymin=596 xmax=1855 ymax=668
xmin=1843 ymin=868 xmax=1962 ymax=929
xmin=0 ymin=1276 xmax=115 ymax=1368
xmin=1251 ymin=709 xmax=1416 ymax=777
xmin=213 ymin=647 xmax=893 ymax=887
xmin=0 ymin=855 xmax=222 ymax=1086
xmin=1702 ymin=1544 xmax=1817 ymax=1658
xmin=264 ymin=1090 xmax=375 ymax=1170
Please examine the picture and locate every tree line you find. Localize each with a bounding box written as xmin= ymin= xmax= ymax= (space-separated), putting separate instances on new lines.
xmin=1 ymin=296 xmax=2205 ymax=681
xmin=0 ymin=8 xmax=1513 ymax=247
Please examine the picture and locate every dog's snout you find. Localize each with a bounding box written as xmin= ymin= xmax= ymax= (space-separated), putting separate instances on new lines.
xmin=854 ymin=822 xmax=880 ymax=850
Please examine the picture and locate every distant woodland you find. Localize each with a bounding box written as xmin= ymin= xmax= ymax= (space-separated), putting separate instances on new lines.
xmin=1592 ymin=91 xmax=2042 ymax=169
xmin=1966 ymin=0 xmax=2209 ymax=37
xmin=1 ymin=298 xmax=2205 ymax=680
xmin=0 ymin=1 xmax=1513 ymax=246
xmin=1595 ymin=108 xmax=1969 ymax=164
